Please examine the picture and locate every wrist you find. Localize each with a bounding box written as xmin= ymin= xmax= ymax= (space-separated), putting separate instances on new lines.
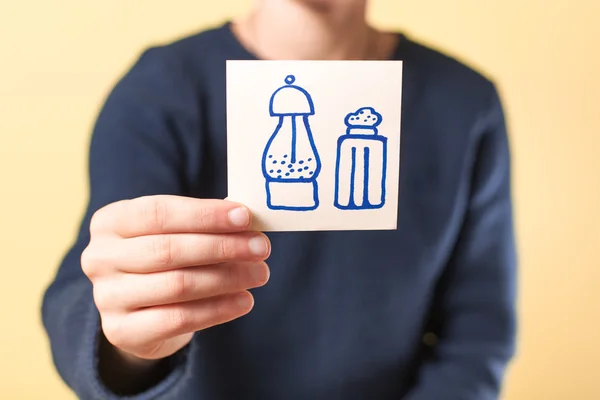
xmin=98 ymin=332 xmax=172 ymax=395
xmin=112 ymin=346 xmax=161 ymax=371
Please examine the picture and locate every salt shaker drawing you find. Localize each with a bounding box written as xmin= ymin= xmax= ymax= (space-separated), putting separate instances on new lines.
xmin=334 ymin=107 xmax=387 ymax=210
xmin=262 ymin=75 xmax=322 ymax=211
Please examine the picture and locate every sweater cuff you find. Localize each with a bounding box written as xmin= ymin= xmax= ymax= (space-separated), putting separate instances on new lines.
xmin=80 ymin=300 xmax=192 ymax=400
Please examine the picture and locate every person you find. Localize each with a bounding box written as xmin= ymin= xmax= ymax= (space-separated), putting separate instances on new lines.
xmin=41 ymin=0 xmax=517 ymax=399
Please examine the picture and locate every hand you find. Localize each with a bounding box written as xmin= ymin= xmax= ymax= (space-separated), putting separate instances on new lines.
xmin=81 ymin=195 xmax=271 ymax=363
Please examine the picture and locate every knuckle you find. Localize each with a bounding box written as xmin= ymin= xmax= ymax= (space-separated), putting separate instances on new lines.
xmin=142 ymin=197 xmax=168 ymax=232
xmin=153 ymin=235 xmax=178 ymax=267
xmin=165 ymin=270 xmax=188 ymax=300
xmin=223 ymin=263 xmax=241 ymax=291
xmin=81 ymin=245 xmax=102 ymax=278
xmin=210 ymin=298 xmax=226 ymax=322
xmin=166 ymin=307 xmax=191 ymax=333
xmin=208 ymin=267 xmax=230 ymax=296
xmin=89 ymin=200 xmax=124 ymax=235
xmin=89 ymin=208 xmax=107 ymax=235
xmin=101 ymin=316 xmax=126 ymax=347
xmin=92 ymin=284 xmax=111 ymax=311
xmin=192 ymin=266 xmax=222 ymax=297
xmin=195 ymin=205 xmax=218 ymax=230
xmin=215 ymin=237 xmax=236 ymax=260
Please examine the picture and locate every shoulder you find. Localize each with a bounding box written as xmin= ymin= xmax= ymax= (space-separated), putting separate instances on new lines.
xmin=105 ymin=24 xmax=231 ymax=111
xmin=399 ymin=34 xmax=500 ymax=115
xmin=128 ymin=22 xmax=233 ymax=78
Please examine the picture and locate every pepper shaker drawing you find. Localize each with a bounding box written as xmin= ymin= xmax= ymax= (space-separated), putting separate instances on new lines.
xmin=262 ymin=75 xmax=322 ymax=211
xmin=334 ymin=107 xmax=387 ymax=210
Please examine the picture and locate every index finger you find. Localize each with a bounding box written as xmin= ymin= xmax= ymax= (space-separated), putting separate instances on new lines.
xmin=91 ymin=195 xmax=253 ymax=237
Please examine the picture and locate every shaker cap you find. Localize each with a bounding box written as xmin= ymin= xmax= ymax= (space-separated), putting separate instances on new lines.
xmin=269 ymin=75 xmax=315 ymax=116
xmin=344 ymin=107 xmax=382 ymax=135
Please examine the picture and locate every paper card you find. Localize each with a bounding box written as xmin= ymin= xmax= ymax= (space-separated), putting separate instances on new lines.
xmin=226 ymin=60 xmax=403 ymax=232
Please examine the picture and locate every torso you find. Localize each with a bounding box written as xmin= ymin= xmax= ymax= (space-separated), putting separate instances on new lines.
xmin=163 ymin=23 xmax=495 ymax=398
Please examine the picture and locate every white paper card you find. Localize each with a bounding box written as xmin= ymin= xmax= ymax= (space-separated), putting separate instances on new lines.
xmin=226 ymin=60 xmax=403 ymax=232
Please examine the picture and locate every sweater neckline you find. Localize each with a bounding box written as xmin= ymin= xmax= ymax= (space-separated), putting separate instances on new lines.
xmin=218 ymin=20 xmax=408 ymax=62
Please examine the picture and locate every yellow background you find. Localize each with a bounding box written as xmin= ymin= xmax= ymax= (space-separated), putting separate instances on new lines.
xmin=1 ymin=1 xmax=598 ymax=398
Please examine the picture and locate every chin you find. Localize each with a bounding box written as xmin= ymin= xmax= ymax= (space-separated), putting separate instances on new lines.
xmin=293 ymin=0 xmax=363 ymax=12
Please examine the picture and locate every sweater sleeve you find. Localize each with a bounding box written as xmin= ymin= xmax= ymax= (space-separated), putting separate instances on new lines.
xmin=405 ymin=86 xmax=518 ymax=400
xmin=41 ymin=46 xmax=203 ymax=399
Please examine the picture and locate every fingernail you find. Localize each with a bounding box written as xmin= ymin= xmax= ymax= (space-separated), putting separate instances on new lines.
xmin=236 ymin=292 xmax=252 ymax=309
xmin=228 ymin=207 xmax=249 ymax=228
xmin=248 ymin=235 xmax=268 ymax=257
xmin=251 ymin=262 xmax=269 ymax=283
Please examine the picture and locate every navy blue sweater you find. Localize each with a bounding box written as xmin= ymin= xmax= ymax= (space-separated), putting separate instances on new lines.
xmin=42 ymin=22 xmax=517 ymax=400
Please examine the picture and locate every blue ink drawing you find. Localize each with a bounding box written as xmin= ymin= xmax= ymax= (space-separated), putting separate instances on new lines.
xmin=262 ymin=75 xmax=321 ymax=211
xmin=334 ymin=107 xmax=387 ymax=210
